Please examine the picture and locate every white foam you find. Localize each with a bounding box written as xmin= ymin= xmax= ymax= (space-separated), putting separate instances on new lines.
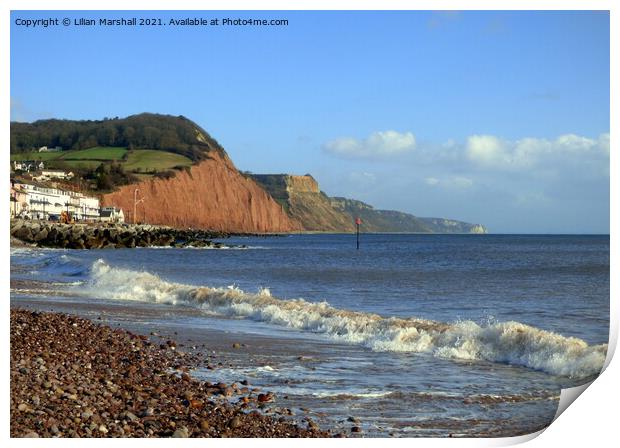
xmin=87 ymin=260 xmax=607 ymax=378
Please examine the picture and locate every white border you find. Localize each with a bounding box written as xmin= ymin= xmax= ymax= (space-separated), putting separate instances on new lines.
xmin=3 ymin=1 xmax=616 ymax=447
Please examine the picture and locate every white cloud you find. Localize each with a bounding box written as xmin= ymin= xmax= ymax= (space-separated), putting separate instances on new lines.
xmin=514 ymin=191 xmax=551 ymax=206
xmin=466 ymin=135 xmax=509 ymax=166
xmin=323 ymin=130 xmax=416 ymax=159
xmin=466 ymin=133 xmax=609 ymax=170
xmin=450 ymin=177 xmax=474 ymax=189
xmin=425 ymin=176 xmax=473 ymax=189
xmin=599 ymin=133 xmax=610 ymax=155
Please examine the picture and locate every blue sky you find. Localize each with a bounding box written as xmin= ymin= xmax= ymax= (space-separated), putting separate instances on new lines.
xmin=10 ymin=10 xmax=610 ymax=233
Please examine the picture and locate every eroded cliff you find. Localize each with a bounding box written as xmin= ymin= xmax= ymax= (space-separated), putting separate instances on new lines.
xmin=249 ymin=174 xmax=354 ymax=231
xmin=102 ymin=152 xmax=300 ymax=233
xmin=251 ymin=174 xmax=488 ymax=233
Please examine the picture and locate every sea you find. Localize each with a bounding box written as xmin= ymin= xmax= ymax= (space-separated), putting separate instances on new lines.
xmin=10 ymin=233 xmax=610 ymax=437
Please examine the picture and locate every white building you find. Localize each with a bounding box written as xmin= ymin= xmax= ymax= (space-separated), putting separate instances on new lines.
xmin=38 ymin=170 xmax=73 ymax=180
xmin=13 ymin=160 xmax=44 ymax=172
xmin=38 ymin=146 xmax=62 ymax=152
xmin=99 ymin=207 xmax=125 ymax=224
xmin=11 ymin=183 xmax=100 ymax=221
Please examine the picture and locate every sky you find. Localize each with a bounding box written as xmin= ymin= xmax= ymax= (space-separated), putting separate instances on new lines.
xmin=10 ymin=10 xmax=610 ymax=233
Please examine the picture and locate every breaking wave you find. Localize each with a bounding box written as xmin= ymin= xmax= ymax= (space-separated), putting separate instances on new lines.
xmin=87 ymin=259 xmax=607 ymax=379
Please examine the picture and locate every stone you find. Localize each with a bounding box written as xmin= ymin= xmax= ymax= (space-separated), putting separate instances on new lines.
xmin=200 ymin=420 xmax=210 ymax=432
xmin=22 ymin=431 xmax=39 ymax=438
xmin=13 ymin=226 xmax=32 ymax=243
xmin=229 ymin=416 xmax=241 ymax=429
xmin=33 ymin=229 xmax=49 ymax=241
xmin=172 ymin=426 xmax=189 ymax=438
xmin=223 ymin=387 xmax=234 ymax=397
xmin=257 ymin=393 xmax=274 ymax=403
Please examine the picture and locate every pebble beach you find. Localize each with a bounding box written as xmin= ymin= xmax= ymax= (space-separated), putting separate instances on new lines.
xmin=10 ymin=308 xmax=332 ymax=438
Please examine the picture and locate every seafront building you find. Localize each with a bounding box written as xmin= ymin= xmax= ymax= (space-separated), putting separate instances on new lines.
xmin=35 ymin=170 xmax=74 ymax=181
xmin=99 ymin=207 xmax=125 ymax=224
xmin=10 ymin=182 xmax=100 ymax=221
xmin=13 ymin=160 xmax=45 ymax=172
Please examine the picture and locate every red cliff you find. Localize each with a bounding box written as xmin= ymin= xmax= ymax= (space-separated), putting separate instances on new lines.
xmin=102 ymin=152 xmax=300 ymax=233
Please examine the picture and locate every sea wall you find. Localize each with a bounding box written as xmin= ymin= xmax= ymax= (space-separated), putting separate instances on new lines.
xmin=9 ymin=219 xmax=232 ymax=249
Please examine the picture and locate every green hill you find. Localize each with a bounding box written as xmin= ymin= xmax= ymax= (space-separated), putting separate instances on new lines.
xmin=11 ymin=146 xmax=193 ymax=175
xmin=10 ymin=113 xmax=225 ymax=162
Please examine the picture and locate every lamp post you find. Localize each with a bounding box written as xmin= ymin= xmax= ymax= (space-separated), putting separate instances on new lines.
xmin=133 ymin=188 xmax=145 ymax=225
xmin=10 ymin=184 xmax=17 ymax=217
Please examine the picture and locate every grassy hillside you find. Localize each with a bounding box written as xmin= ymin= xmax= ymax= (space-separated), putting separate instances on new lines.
xmin=123 ymin=150 xmax=192 ymax=172
xmin=62 ymin=147 xmax=127 ymax=160
xmin=10 ymin=113 xmax=225 ymax=162
xmin=11 ymin=145 xmax=195 ymax=193
xmin=12 ymin=147 xmax=191 ymax=173
xmin=11 ymin=151 xmax=66 ymax=161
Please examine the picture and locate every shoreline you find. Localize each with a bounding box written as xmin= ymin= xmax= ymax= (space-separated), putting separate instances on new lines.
xmin=10 ymin=236 xmax=604 ymax=438
xmin=10 ymin=307 xmax=334 ymax=438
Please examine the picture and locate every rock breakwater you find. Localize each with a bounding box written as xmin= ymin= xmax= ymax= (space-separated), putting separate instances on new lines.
xmin=9 ymin=219 xmax=235 ymax=250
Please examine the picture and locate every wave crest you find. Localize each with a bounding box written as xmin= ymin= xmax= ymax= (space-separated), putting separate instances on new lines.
xmin=88 ymin=259 xmax=607 ymax=378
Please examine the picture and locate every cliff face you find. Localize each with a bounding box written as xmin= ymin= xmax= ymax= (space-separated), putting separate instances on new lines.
xmin=418 ymin=218 xmax=488 ymax=234
xmin=251 ymin=175 xmax=487 ymax=234
xmin=250 ymin=174 xmax=354 ymax=231
xmin=285 ymin=175 xmax=320 ymax=193
xmin=102 ymin=152 xmax=300 ymax=233
xmin=330 ymin=197 xmax=433 ymax=233
xmin=284 ymin=175 xmax=354 ymax=231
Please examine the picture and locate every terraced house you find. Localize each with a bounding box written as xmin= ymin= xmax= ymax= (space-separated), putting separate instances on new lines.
xmin=10 ymin=182 xmax=99 ymax=221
